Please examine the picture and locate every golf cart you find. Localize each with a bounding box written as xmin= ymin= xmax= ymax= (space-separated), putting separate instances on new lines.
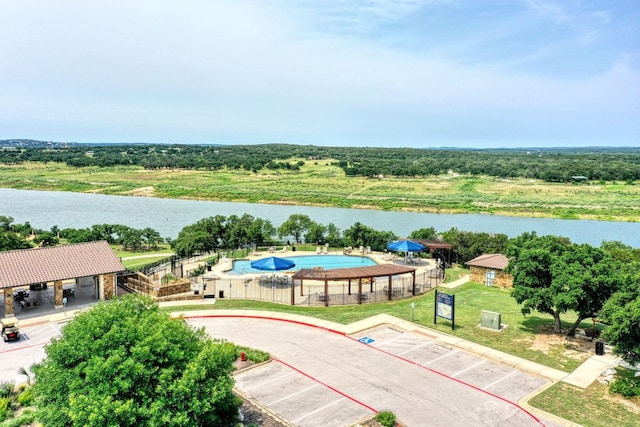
xmin=1 ymin=317 xmax=20 ymax=342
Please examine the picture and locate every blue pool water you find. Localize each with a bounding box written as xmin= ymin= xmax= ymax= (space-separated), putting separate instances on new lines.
xmin=231 ymin=255 xmax=377 ymax=274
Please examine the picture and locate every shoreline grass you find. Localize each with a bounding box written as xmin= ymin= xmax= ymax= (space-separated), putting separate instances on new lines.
xmin=2 ymin=162 xmax=639 ymax=222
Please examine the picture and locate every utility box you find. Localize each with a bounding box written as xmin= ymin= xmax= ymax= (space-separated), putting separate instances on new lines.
xmin=481 ymin=310 xmax=501 ymax=331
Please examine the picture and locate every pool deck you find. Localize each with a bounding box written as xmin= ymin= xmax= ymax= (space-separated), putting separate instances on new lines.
xmin=201 ymin=248 xmax=438 ymax=284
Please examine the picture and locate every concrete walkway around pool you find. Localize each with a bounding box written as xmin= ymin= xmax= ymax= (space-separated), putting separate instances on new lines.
xmin=202 ymin=249 xmax=439 ymax=279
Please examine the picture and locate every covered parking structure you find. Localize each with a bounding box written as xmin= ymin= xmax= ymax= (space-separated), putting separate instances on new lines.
xmin=0 ymin=241 xmax=125 ymax=317
xmin=291 ymin=264 xmax=417 ymax=306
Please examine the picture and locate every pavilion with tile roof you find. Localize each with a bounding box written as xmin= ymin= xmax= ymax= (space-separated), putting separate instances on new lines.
xmin=0 ymin=241 xmax=125 ymax=316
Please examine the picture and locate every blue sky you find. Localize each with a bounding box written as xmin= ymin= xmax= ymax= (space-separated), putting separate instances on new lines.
xmin=1 ymin=0 xmax=638 ymax=148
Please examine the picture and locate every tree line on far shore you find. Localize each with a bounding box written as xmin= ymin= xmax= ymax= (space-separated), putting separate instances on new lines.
xmin=2 ymin=141 xmax=640 ymax=182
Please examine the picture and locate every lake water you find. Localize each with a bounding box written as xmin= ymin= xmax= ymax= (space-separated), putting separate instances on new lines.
xmin=1 ymin=188 xmax=638 ymax=247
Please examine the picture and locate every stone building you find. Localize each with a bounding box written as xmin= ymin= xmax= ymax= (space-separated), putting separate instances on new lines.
xmin=0 ymin=240 xmax=125 ymax=317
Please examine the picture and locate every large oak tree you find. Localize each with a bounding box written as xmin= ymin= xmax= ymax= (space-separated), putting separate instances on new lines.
xmin=507 ymin=234 xmax=619 ymax=334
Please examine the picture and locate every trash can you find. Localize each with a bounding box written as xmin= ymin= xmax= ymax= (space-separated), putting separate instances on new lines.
xmin=218 ymin=290 xmax=224 ymax=299
xmin=595 ymin=341 xmax=605 ymax=355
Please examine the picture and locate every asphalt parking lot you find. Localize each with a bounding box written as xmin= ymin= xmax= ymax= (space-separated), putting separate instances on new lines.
xmin=188 ymin=316 xmax=562 ymax=427
xmin=360 ymin=326 xmax=548 ymax=403
xmin=1 ymin=313 xmax=566 ymax=426
xmin=0 ymin=321 xmax=63 ymax=384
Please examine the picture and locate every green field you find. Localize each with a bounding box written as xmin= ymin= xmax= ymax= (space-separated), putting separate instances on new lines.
xmin=2 ymin=161 xmax=639 ymax=222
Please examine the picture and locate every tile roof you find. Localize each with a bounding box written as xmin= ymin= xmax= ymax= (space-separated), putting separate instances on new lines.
xmin=0 ymin=241 xmax=125 ymax=289
xmin=465 ymin=253 xmax=510 ymax=270
xmin=292 ymin=264 xmax=416 ymax=281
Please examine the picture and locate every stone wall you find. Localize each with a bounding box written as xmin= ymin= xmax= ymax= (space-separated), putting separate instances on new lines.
xmin=469 ymin=266 xmax=513 ymax=288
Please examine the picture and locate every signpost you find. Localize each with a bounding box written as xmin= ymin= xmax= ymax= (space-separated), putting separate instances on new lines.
xmin=434 ymin=291 xmax=455 ymax=330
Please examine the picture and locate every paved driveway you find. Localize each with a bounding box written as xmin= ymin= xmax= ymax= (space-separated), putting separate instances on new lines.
xmin=188 ymin=316 xmax=553 ymax=427
xmin=0 ymin=314 xmax=564 ymax=426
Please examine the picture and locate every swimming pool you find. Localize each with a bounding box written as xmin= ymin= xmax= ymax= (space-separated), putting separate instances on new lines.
xmin=230 ymin=255 xmax=377 ymax=274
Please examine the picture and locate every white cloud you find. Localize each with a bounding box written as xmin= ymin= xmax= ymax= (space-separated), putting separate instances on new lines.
xmin=0 ymin=0 xmax=637 ymax=146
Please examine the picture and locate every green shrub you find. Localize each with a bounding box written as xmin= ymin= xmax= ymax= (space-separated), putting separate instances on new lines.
xmin=0 ymin=383 xmax=13 ymax=399
xmin=16 ymin=388 xmax=33 ymax=407
xmin=609 ymin=377 xmax=640 ymax=398
xmin=236 ymin=346 xmax=270 ymax=363
xmin=0 ymin=397 xmax=12 ymax=422
xmin=0 ymin=409 xmax=36 ymax=427
xmin=375 ymin=410 xmax=396 ymax=427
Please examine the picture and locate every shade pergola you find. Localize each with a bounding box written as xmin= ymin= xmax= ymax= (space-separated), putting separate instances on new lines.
xmin=291 ymin=264 xmax=416 ymax=306
xmin=401 ymin=239 xmax=452 ymax=264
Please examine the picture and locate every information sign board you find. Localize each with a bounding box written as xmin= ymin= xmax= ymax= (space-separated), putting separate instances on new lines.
xmin=434 ymin=291 xmax=455 ymax=330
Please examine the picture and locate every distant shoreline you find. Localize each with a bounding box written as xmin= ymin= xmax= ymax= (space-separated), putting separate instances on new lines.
xmin=1 ymin=162 xmax=638 ymax=223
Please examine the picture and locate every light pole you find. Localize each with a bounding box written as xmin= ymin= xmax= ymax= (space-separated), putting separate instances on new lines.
xmin=411 ymin=302 xmax=415 ymax=321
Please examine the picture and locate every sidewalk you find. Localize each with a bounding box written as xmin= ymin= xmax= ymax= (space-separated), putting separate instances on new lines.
xmin=440 ymin=274 xmax=470 ymax=288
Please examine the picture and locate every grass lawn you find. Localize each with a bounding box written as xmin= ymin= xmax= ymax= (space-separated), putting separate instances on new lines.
xmin=110 ymin=244 xmax=174 ymax=270
xmin=111 ymin=244 xmax=173 ymax=259
xmin=530 ymin=382 xmax=640 ymax=427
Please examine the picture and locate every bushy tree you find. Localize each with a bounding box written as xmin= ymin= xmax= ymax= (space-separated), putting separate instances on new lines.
xmin=441 ymin=228 xmax=508 ymax=264
xmin=602 ymin=296 xmax=640 ymax=365
xmin=33 ymin=231 xmax=59 ymax=247
xmin=33 ymin=294 xmax=240 ymax=427
xmin=278 ymin=214 xmax=313 ymax=243
xmin=552 ymin=244 xmax=619 ymax=336
xmin=507 ymin=234 xmax=620 ymax=335
xmin=409 ymin=227 xmax=437 ymax=240
xmin=343 ymin=222 xmax=395 ymax=251
xmin=506 ymin=234 xmax=572 ymax=333
xmin=0 ymin=216 xmax=32 ymax=251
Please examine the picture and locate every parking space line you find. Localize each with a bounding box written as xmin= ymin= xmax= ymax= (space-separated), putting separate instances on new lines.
xmin=422 ymin=349 xmax=457 ymax=366
xmin=242 ymin=371 xmax=295 ymax=391
xmin=482 ymin=370 xmax=518 ymax=390
xmin=21 ymin=333 xmax=32 ymax=347
xmin=371 ymin=333 xmax=408 ymax=348
xmin=452 ymin=359 xmax=485 ymax=377
xmin=398 ymin=341 xmax=432 ymax=356
xmin=48 ymin=322 xmax=62 ymax=336
xmin=274 ymin=358 xmax=377 ymax=413
xmin=267 ymin=383 xmax=321 ymax=406
xmin=291 ymin=397 xmax=346 ymax=424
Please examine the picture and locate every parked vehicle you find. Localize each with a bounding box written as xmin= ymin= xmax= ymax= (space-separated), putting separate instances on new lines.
xmin=1 ymin=317 xmax=20 ymax=342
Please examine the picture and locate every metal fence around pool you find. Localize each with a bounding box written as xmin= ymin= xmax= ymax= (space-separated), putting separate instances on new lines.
xmin=203 ymin=266 xmax=443 ymax=306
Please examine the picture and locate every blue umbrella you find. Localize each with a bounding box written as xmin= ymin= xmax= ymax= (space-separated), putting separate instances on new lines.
xmin=387 ymin=240 xmax=425 ymax=252
xmin=250 ymin=256 xmax=295 ymax=271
